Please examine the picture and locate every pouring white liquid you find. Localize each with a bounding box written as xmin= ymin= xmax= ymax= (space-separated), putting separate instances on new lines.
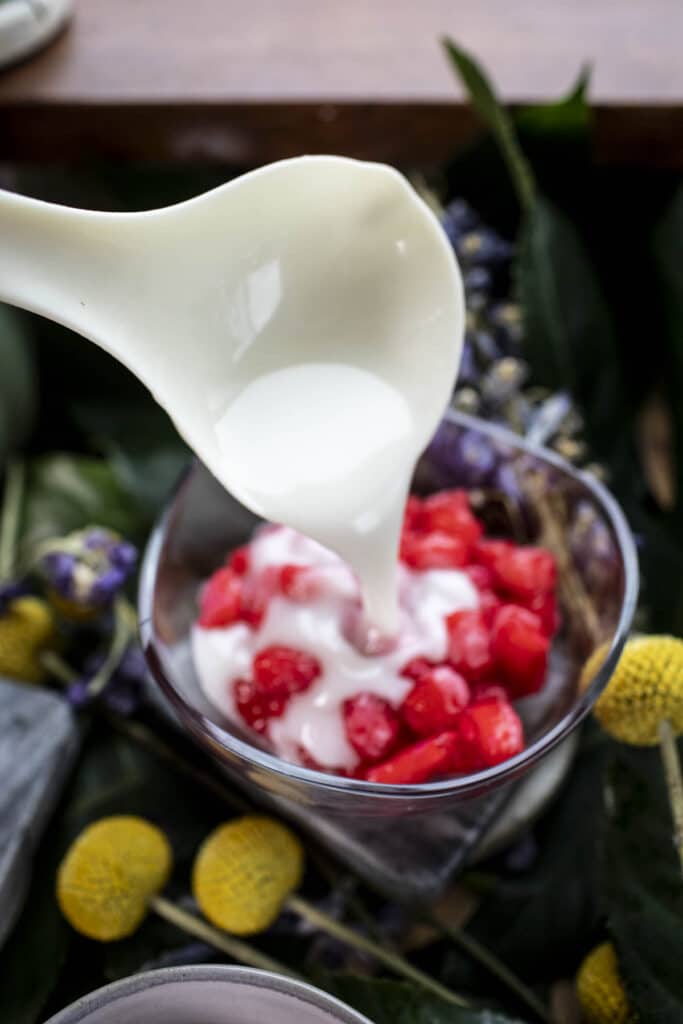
xmin=213 ymin=363 xmax=416 ymax=631
xmin=0 ymin=156 xmax=464 ymax=629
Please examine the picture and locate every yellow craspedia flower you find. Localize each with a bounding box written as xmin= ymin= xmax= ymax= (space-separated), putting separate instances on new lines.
xmin=192 ymin=815 xmax=304 ymax=936
xmin=581 ymin=636 xmax=683 ymax=745
xmin=577 ymin=942 xmax=634 ymax=1023
xmin=57 ymin=816 xmax=173 ymax=941
xmin=0 ymin=596 xmax=56 ymax=682
xmin=47 ymin=589 xmax=100 ymax=623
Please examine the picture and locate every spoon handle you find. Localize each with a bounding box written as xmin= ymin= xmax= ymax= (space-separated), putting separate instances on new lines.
xmin=0 ymin=187 xmax=145 ymax=371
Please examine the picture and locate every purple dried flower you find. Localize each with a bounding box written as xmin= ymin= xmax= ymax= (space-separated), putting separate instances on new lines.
xmin=103 ymin=677 xmax=142 ymax=716
xmin=456 ymin=339 xmax=478 ymax=386
xmin=429 ymin=423 xmax=498 ymax=489
xmin=44 ymin=552 xmax=76 ymax=597
xmin=108 ymin=540 xmax=138 ymax=572
xmin=464 ymin=266 xmax=493 ymax=295
xmin=90 ymin=567 xmax=127 ymax=606
xmin=0 ymin=580 xmax=29 ymax=613
xmin=441 ymin=198 xmax=479 ymax=248
xmin=84 ymin=528 xmax=112 ymax=550
xmin=66 ymin=679 xmax=91 ymax=708
xmin=118 ymin=644 xmax=147 ymax=681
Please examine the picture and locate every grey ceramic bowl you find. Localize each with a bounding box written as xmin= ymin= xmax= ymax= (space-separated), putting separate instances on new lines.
xmin=43 ymin=966 xmax=373 ymax=1024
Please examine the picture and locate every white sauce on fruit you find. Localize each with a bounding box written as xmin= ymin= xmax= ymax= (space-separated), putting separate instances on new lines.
xmin=192 ymin=525 xmax=478 ymax=768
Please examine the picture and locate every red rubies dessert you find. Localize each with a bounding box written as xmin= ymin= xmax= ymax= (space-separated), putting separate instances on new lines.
xmin=192 ymin=489 xmax=559 ymax=783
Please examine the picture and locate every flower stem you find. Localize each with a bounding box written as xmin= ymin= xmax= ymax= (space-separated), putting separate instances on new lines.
xmin=658 ymin=719 xmax=683 ymax=873
xmin=41 ymin=649 xmax=79 ymax=685
xmin=427 ymin=911 xmax=550 ymax=1022
xmin=0 ymin=459 xmax=24 ymax=580
xmin=87 ymin=595 xmax=134 ymax=698
xmin=150 ymin=895 xmax=302 ymax=978
xmin=105 ymin=712 xmax=251 ymax=814
xmin=286 ymin=893 xmax=468 ymax=1007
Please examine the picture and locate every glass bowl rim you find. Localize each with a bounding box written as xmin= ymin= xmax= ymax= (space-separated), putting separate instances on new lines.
xmin=44 ymin=964 xmax=372 ymax=1024
xmin=139 ymin=409 xmax=639 ymax=802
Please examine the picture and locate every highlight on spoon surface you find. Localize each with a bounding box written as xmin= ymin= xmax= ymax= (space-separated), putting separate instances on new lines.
xmin=0 ymin=157 xmax=464 ymax=628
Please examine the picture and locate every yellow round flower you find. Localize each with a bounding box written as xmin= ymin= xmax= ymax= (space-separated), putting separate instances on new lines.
xmin=57 ymin=816 xmax=173 ymax=941
xmin=0 ymin=596 xmax=56 ymax=682
xmin=47 ymin=588 xmax=100 ymax=623
xmin=581 ymin=636 xmax=683 ymax=745
xmin=192 ymin=815 xmax=304 ymax=936
xmin=577 ymin=942 xmax=634 ymax=1023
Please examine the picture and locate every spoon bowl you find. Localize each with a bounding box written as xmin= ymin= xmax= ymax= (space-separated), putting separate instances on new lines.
xmin=0 ymin=157 xmax=463 ymax=502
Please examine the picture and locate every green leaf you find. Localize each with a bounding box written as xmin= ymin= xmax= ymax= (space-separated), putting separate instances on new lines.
xmin=320 ymin=976 xmax=527 ymax=1024
xmin=0 ymin=839 xmax=69 ymax=1024
xmin=444 ymin=726 xmax=609 ymax=987
xmin=72 ymin=399 xmax=188 ymax=520
xmin=0 ymin=305 xmax=37 ymax=464
xmin=654 ymin=185 xmax=683 ymax=517
xmin=20 ymin=453 xmax=144 ymax=555
xmin=605 ymin=743 xmax=683 ymax=1024
xmin=515 ymin=66 xmax=591 ymax=141
xmin=516 ymin=196 xmax=623 ymax=449
xmin=443 ymin=39 xmax=536 ymax=211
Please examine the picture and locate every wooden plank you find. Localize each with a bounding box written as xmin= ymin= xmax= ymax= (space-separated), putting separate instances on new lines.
xmin=1 ymin=0 xmax=682 ymax=165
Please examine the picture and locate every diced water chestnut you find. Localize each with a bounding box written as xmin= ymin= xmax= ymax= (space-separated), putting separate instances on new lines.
xmin=454 ymin=699 xmax=524 ymax=770
xmin=492 ymin=605 xmax=550 ymax=698
xmin=343 ymin=693 xmax=401 ymax=762
xmin=196 ymin=489 xmax=560 ymax=784
xmin=400 ymin=665 xmax=470 ymax=736
xmin=198 ymin=567 xmax=242 ymax=628
xmin=233 ymin=678 xmax=286 ymax=733
xmin=401 ymin=530 xmax=469 ymax=569
xmin=421 ymin=489 xmax=482 ymax=548
xmin=366 ymin=731 xmax=460 ymax=784
xmin=446 ymin=609 xmax=495 ymax=681
xmin=252 ymin=645 xmax=321 ymax=697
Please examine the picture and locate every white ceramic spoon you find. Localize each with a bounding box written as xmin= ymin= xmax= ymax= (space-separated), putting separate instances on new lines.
xmin=0 ymin=156 xmax=464 ymax=628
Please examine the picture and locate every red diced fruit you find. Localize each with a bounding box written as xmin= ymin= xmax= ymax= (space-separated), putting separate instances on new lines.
xmin=453 ymin=700 xmax=524 ymax=771
xmin=470 ymin=681 xmax=508 ymax=705
xmin=521 ymin=591 xmax=559 ymax=637
xmin=253 ymin=645 xmax=321 ymax=697
xmin=228 ymin=546 xmax=250 ymax=575
xmin=343 ymin=692 xmax=401 ymax=762
xmin=198 ymin=567 xmax=243 ymax=628
xmin=400 ymin=657 xmax=434 ymax=682
xmin=474 ymin=539 xmax=514 ymax=570
xmin=464 ymin=564 xmax=495 ymax=591
xmin=401 ymin=666 xmax=470 ymax=736
xmin=422 ymin=490 xmax=482 ymax=548
xmin=478 ymin=589 xmax=503 ymax=628
xmin=492 ymin=605 xmax=549 ymax=698
xmin=366 ymin=731 xmax=459 ymax=784
xmin=403 ymin=495 xmax=424 ymax=532
xmin=233 ymin=678 xmax=285 ymax=733
xmin=279 ymin=564 xmax=320 ymax=601
xmin=401 ymin=530 xmax=468 ymax=569
xmin=240 ymin=567 xmax=279 ymax=627
xmin=446 ymin=609 xmax=494 ymax=681
xmin=491 ymin=546 xmax=556 ymax=600
xmin=297 ymin=745 xmax=348 ymax=776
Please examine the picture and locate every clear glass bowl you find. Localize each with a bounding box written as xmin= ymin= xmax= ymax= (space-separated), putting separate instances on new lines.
xmin=139 ymin=410 xmax=638 ymax=818
xmin=45 ymin=965 xmax=371 ymax=1024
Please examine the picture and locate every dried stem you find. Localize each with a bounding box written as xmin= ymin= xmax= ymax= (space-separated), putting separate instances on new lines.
xmin=428 ymin=910 xmax=550 ymax=1022
xmin=658 ymin=719 xmax=683 ymax=874
xmin=524 ymin=470 xmax=602 ymax=647
xmin=287 ymin=894 xmax=468 ymax=1007
xmin=151 ymin=895 xmax=301 ymax=978
xmin=0 ymin=459 xmax=24 ymax=580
